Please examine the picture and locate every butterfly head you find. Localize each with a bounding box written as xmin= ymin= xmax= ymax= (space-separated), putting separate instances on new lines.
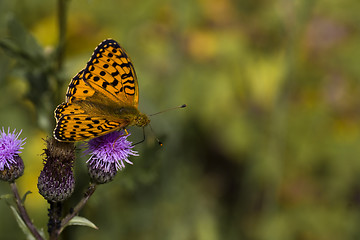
xmin=135 ymin=113 xmax=150 ymax=127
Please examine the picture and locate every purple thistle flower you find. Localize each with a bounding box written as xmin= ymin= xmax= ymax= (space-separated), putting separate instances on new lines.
xmin=85 ymin=130 xmax=138 ymax=184
xmin=0 ymin=127 xmax=26 ymax=181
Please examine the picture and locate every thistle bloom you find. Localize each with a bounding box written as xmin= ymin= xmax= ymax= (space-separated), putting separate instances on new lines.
xmin=0 ymin=127 xmax=26 ymax=182
xmin=85 ymin=130 xmax=138 ymax=184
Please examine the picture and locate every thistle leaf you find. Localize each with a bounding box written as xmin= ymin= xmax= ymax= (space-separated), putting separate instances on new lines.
xmin=66 ymin=216 xmax=98 ymax=230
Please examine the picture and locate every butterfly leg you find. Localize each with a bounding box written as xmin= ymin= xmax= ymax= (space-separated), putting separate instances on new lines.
xmin=131 ymin=127 xmax=162 ymax=146
xmin=112 ymin=128 xmax=130 ymax=148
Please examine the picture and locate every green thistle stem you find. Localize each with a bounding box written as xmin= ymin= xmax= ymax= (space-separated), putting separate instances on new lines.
xmin=58 ymin=183 xmax=97 ymax=234
xmin=10 ymin=182 xmax=44 ymax=240
xmin=48 ymin=201 xmax=62 ymax=240
xmin=57 ymin=0 xmax=69 ymax=71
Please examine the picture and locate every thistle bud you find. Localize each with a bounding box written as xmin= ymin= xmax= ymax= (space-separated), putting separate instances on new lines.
xmin=38 ymin=137 xmax=75 ymax=202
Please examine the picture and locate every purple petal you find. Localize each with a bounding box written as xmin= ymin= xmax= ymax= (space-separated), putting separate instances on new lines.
xmin=0 ymin=127 xmax=26 ymax=171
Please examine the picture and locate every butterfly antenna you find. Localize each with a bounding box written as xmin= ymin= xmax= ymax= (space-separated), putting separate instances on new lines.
xmin=149 ymin=124 xmax=163 ymax=146
xmin=149 ymin=104 xmax=187 ymax=117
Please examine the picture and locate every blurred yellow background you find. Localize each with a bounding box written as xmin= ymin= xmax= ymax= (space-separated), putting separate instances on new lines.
xmin=1 ymin=0 xmax=360 ymax=239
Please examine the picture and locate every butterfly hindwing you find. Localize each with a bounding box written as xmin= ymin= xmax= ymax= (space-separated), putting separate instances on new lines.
xmin=83 ymin=39 xmax=139 ymax=107
xmin=54 ymin=102 xmax=86 ymax=121
xmin=53 ymin=103 xmax=129 ymax=142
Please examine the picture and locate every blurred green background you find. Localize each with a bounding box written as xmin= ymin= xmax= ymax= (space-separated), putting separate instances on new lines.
xmin=1 ymin=0 xmax=360 ymax=239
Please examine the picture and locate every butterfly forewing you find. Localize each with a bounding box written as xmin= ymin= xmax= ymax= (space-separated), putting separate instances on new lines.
xmin=83 ymin=39 xmax=139 ymax=107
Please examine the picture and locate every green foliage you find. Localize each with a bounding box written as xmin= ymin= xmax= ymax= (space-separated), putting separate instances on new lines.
xmin=21 ymin=191 xmax=32 ymax=204
xmin=10 ymin=205 xmax=36 ymax=240
xmin=65 ymin=216 xmax=98 ymax=230
xmin=1 ymin=0 xmax=360 ymax=239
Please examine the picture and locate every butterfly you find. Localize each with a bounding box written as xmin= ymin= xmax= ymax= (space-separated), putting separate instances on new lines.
xmin=53 ymin=39 xmax=150 ymax=142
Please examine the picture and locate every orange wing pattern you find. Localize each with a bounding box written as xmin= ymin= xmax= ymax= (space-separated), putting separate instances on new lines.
xmin=54 ymin=102 xmax=85 ymax=121
xmin=83 ymin=39 xmax=139 ymax=107
xmin=65 ymin=69 xmax=95 ymax=103
xmin=54 ymin=110 xmax=129 ymax=141
xmin=53 ymin=39 xmax=142 ymax=142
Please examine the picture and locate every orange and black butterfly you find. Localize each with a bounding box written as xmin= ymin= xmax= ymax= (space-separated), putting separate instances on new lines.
xmin=53 ymin=39 xmax=149 ymax=142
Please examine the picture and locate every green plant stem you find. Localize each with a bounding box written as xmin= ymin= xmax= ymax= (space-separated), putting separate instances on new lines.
xmin=49 ymin=201 xmax=62 ymax=240
xmin=58 ymin=183 xmax=97 ymax=234
xmin=10 ymin=182 xmax=44 ymax=240
xmin=57 ymin=0 xmax=69 ymax=71
xmin=52 ymin=0 xmax=70 ymax=111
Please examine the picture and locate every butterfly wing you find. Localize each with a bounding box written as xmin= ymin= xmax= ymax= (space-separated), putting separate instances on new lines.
xmin=53 ymin=39 xmax=143 ymax=142
xmin=65 ymin=69 xmax=95 ymax=103
xmin=82 ymin=39 xmax=139 ymax=107
xmin=53 ymin=103 xmax=129 ymax=142
xmin=53 ymin=69 xmax=129 ymax=141
xmin=54 ymin=103 xmax=83 ymax=121
xmin=54 ymin=70 xmax=95 ymax=121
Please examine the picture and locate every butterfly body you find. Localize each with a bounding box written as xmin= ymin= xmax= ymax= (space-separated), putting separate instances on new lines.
xmin=53 ymin=39 xmax=149 ymax=142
